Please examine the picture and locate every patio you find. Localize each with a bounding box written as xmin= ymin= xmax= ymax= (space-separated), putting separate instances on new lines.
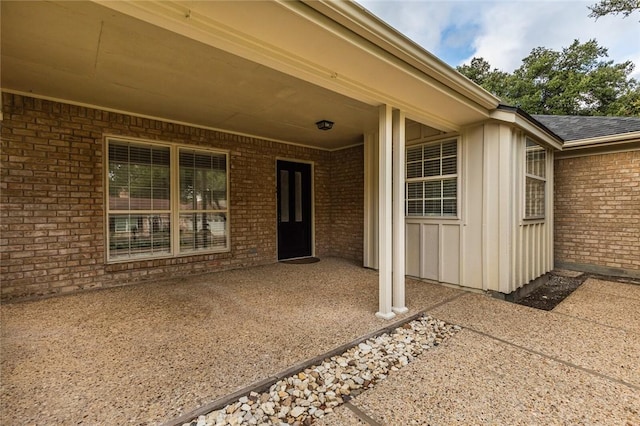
xmin=319 ymin=277 xmax=640 ymax=425
xmin=0 ymin=258 xmax=460 ymax=425
xmin=3 ymin=259 xmax=638 ymax=425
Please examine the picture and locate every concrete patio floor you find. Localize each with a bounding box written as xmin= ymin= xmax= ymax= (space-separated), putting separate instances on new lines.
xmin=0 ymin=257 xmax=460 ymax=425
xmin=318 ymin=277 xmax=640 ymax=425
xmin=2 ymin=259 xmax=638 ymax=425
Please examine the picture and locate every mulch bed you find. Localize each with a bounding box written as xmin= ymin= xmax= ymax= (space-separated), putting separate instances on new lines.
xmin=516 ymin=273 xmax=587 ymax=311
xmin=516 ymin=271 xmax=640 ymax=311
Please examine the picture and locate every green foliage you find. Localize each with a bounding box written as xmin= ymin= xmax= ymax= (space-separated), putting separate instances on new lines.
xmin=456 ymin=58 xmax=512 ymax=100
xmin=457 ymin=39 xmax=640 ymax=116
xmin=588 ymin=0 xmax=640 ymax=19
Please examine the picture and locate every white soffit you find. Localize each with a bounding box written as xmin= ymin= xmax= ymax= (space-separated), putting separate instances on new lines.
xmin=94 ymin=0 xmax=492 ymax=129
xmin=1 ymin=0 xmax=489 ymax=148
xmin=1 ymin=0 xmax=382 ymax=149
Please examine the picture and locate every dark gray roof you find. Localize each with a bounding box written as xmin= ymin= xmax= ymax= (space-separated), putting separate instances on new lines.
xmin=532 ymin=115 xmax=640 ymax=141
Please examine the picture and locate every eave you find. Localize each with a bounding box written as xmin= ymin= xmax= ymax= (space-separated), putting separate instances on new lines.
xmin=556 ymin=131 xmax=640 ymax=158
xmin=491 ymin=106 xmax=564 ymax=150
xmin=303 ymin=0 xmax=501 ymax=111
xmin=94 ymin=0 xmax=494 ymax=132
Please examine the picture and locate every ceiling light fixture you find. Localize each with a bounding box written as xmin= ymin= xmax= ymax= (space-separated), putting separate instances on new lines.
xmin=315 ymin=120 xmax=334 ymax=131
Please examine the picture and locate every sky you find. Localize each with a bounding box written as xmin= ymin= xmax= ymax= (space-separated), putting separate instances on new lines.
xmin=356 ymin=0 xmax=640 ymax=79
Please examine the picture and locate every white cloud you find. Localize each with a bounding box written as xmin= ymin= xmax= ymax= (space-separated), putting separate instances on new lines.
xmin=357 ymin=0 xmax=640 ymax=79
xmin=358 ymin=1 xmax=457 ymax=51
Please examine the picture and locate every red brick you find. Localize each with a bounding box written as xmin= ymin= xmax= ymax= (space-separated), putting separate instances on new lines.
xmin=555 ymin=151 xmax=639 ymax=273
xmin=1 ymin=93 xmax=363 ymax=300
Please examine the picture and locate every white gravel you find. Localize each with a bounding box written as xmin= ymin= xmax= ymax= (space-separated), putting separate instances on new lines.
xmin=183 ymin=315 xmax=460 ymax=426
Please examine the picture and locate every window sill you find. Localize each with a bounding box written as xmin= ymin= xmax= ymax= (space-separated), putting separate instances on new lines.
xmin=521 ymin=218 xmax=546 ymax=225
xmin=106 ymin=247 xmax=231 ymax=265
xmin=405 ymin=216 xmax=461 ymax=222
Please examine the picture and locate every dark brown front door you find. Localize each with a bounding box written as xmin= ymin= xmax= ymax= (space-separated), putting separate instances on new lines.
xmin=277 ymin=160 xmax=312 ymax=260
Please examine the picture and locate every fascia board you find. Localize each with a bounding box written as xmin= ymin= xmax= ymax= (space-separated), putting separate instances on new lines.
xmin=562 ymin=131 xmax=640 ymax=149
xmin=557 ymin=138 xmax=640 ymax=158
xmin=273 ymin=1 xmax=491 ymax=123
xmin=489 ymin=109 xmax=564 ymax=150
xmin=302 ymin=0 xmax=501 ymax=110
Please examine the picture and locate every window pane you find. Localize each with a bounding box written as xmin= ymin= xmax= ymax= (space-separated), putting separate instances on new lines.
xmin=108 ymin=143 xmax=170 ymax=211
xmin=526 ymin=149 xmax=546 ymax=178
xmin=406 ymin=146 xmax=422 ymax=162
xmin=406 ymin=162 xmax=423 ymax=179
xmin=424 ymin=144 xmax=440 ymax=159
xmin=424 ymin=159 xmax=440 ymax=177
xmin=152 ymin=188 xmax=170 ymax=210
xmin=280 ymin=170 xmax=289 ymax=223
xmin=442 ymin=199 xmax=457 ymax=216
xmin=129 ymin=188 xmax=152 ymax=210
xmin=295 ymin=171 xmax=302 ymax=222
xmin=526 ymin=177 xmax=545 ymax=218
xmin=442 ymin=156 xmax=457 ymax=175
xmin=425 ymin=199 xmax=441 ymax=216
xmin=525 ymin=139 xmax=546 ymax=219
xmin=407 ymin=200 xmax=423 ymax=216
xmin=424 ymin=180 xmax=441 ymax=199
xmin=180 ymin=167 xmax=195 ymax=209
xmin=526 ymin=139 xmax=545 ymax=178
xmin=442 ymin=178 xmax=457 ymax=198
xmin=441 ymin=140 xmax=457 ymax=157
xmin=109 ymin=213 xmax=171 ymax=259
xmin=179 ymin=212 xmax=227 ymax=252
xmin=407 ymin=182 xmax=423 ymax=199
xmin=180 ymin=150 xmax=227 ymax=211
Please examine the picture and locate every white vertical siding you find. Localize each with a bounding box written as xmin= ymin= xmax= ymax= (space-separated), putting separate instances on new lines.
xmin=363 ymin=133 xmax=379 ymax=269
xmin=404 ymin=220 xmax=460 ymax=285
xmin=512 ymin=132 xmax=554 ymax=290
xmin=481 ymin=123 xmax=515 ymax=293
xmin=517 ymin=222 xmax=549 ymax=284
xmin=462 ymin=126 xmax=485 ymax=290
xmin=403 ymin=123 xmax=555 ymax=294
xmin=405 ymin=222 xmax=421 ymax=276
xmin=441 ymin=224 xmax=460 ymax=284
xmin=422 ymin=223 xmax=440 ymax=280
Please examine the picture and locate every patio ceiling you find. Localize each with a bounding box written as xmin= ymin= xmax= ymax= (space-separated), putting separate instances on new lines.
xmin=1 ymin=1 xmax=495 ymax=150
xmin=1 ymin=1 xmax=381 ymax=149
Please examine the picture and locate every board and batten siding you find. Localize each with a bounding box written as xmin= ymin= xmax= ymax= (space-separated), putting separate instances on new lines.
xmin=403 ymin=122 xmax=554 ymax=294
xmin=512 ymin=133 xmax=554 ymax=290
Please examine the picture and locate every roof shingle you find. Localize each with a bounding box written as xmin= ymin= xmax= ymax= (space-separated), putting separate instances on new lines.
xmin=532 ymin=115 xmax=640 ymax=141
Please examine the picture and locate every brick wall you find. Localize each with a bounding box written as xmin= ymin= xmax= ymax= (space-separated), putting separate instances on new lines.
xmin=554 ymin=150 xmax=640 ymax=275
xmin=1 ymin=94 xmax=363 ymax=300
xmin=330 ymin=145 xmax=364 ymax=262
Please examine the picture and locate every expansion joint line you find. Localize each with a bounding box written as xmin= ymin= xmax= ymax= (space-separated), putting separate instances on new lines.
xmin=464 ymin=327 xmax=640 ymax=391
xmin=343 ymin=401 xmax=384 ymax=426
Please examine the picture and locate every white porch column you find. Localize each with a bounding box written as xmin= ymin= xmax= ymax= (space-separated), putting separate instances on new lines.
xmin=392 ymin=109 xmax=408 ymax=314
xmin=376 ymin=104 xmax=395 ymax=320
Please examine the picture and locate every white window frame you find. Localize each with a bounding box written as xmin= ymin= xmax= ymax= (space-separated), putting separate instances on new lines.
xmin=405 ymin=138 xmax=459 ymax=218
xmin=524 ymin=137 xmax=546 ymax=220
xmin=105 ymin=137 xmax=230 ymax=263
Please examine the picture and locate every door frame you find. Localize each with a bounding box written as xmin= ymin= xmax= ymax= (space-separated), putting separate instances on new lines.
xmin=275 ymin=157 xmax=315 ymax=260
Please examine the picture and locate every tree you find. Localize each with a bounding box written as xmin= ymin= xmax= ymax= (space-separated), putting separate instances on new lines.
xmin=457 ymin=39 xmax=640 ymax=116
xmin=457 ymin=57 xmax=512 ymax=100
xmin=588 ymin=0 xmax=640 ymax=19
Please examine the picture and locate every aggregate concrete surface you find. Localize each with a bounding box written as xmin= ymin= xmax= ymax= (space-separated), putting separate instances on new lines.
xmin=2 ymin=262 xmax=638 ymax=425
xmin=318 ymin=277 xmax=640 ymax=425
xmin=1 ymin=258 xmax=452 ymax=425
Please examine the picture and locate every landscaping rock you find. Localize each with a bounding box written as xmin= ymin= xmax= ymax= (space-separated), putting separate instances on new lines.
xmin=191 ymin=315 xmax=459 ymax=425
